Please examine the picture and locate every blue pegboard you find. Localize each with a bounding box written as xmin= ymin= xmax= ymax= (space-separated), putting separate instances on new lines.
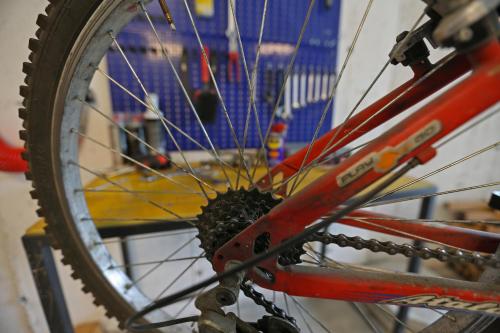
xmin=107 ymin=0 xmax=341 ymax=151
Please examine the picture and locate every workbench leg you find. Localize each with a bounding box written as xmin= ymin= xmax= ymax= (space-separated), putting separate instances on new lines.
xmin=120 ymin=236 xmax=133 ymax=279
xmin=22 ymin=235 xmax=74 ymax=333
xmin=393 ymin=196 xmax=435 ymax=333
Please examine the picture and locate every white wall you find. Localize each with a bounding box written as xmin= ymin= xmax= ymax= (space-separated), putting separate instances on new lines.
xmin=0 ymin=1 xmax=57 ymax=332
xmin=0 ymin=1 xmax=498 ymax=332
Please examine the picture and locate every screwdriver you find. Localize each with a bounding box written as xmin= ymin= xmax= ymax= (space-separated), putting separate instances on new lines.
xmin=158 ymin=0 xmax=176 ymax=31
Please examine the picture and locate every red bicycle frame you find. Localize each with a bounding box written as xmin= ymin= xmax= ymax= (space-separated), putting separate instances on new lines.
xmin=214 ymin=40 xmax=500 ymax=314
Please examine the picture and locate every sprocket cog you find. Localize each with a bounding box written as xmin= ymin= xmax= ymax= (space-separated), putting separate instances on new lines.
xmin=196 ymin=188 xmax=282 ymax=261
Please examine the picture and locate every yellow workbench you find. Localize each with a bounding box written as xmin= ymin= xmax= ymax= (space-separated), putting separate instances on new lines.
xmin=26 ymin=164 xmax=436 ymax=237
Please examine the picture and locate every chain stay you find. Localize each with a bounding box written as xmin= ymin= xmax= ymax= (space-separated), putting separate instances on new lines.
xmin=244 ymin=231 xmax=499 ymax=323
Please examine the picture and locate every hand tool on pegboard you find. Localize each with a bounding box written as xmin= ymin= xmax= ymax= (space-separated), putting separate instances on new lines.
xmin=194 ymin=46 xmax=218 ymax=124
xmin=158 ymin=0 xmax=176 ymax=30
xmin=275 ymin=67 xmax=285 ymax=114
xmin=321 ymin=69 xmax=329 ymax=101
xmin=307 ymin=67 xmax=314 ymax=103
xmin=276 ymin=67 xmax=292 ymax=120
xmin=226 ymin=0 xmax=241 ymax=83
xmin=300 ymin=68 xmax=307 ymax=107
xmin=328 ymin=71 xmax=336 ymax=96
xmin=283 ymin=73 xmax=292 ymax=119
xmin=292 ymin=71 xmax=300 ymax=109
xmin=264 ymin=65 xmax=276 ymax=105
xmin=314 ymin=69 xmax=321 ymax=102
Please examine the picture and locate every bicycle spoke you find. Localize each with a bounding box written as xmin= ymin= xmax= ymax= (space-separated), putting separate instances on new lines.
xmin=128 ymin=236 xmax=197 ymax=287
xmin=283 ymin=292 xmax=291 ymax=314
xmin=74 ymin=129 xmax=209 ymax=197
xmin=84 ymin=217 xmax=195 ymax=223
xmin=287 ymin=0 xmax=375 ymax=195
xmin=423 ymin=306 xmax=456 ymax=322
xmin=436 ymin=106 xmax=500 ymax=149
xmin=270 ymin=140 xmax=371 ymax=194
xmin=251 ymin=0 xmax=316 ymax=181
xmin=98 ymin=230 xmax=197 ymax=245
xmin=290 ymin=296 xmax=332 ymax=333
xmin=138 ymin=3 xmax=234 ymax=189
xmin=375 ymin=304 xmax=416 ymax=333
xmin=232 ymin=0 xmax=271 ymax=187
xmin=289 ymin=294 xmax=314 ymax=333
xmin=315 ymin=141 xmax=371 ymax=168
xmin=365 ymin=140 xmax=500 ymax=205
xmin=365 ymin=181 xmax=500 ymax=208
xmin=113 ymin=255 xmax=204 ymax=269
xmin=155 ymin=255 xmax=203 ymax=300
xmin=78 ymin=189 xmax=200 ymax=195
xmin=304 ymin=251 xmax=322 ymax=266
xmin=351 ymin=303 xmax=384 ymax=333
xmin=72 ymin=161 xmax=184 ymax=220
xmin=346 ymin=216 xmax=500 ymax=226
xmin=181 ymin=0 xmax=253 ymax=185
xmin=305 ymin=244 xmax=347 ymax=270
xmin=350 ymin=217 xmax=477 ymax=252
xmin=174 ymin=285 xmax=209 ymax=318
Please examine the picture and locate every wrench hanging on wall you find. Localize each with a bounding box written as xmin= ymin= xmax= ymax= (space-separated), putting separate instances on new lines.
xmin=226 ymin=0 xmax=241 ymax=83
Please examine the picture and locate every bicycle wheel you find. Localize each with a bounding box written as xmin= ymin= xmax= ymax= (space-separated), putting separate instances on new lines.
xmin=20 ymin=0 xmax=500 ymax=332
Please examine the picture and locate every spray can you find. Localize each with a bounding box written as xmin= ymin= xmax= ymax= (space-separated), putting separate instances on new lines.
xmin=266 ymin=122 xmax=287 ymax=166
xmin=143 ymin=93 xmax=165 ymax=154
xmin=112 ymin=112 xmax=128 ymax=165
xmin=124 ymin=113 xmax=144 ymax=162
xmin=142 ymin=93 xmax=171 ymax=169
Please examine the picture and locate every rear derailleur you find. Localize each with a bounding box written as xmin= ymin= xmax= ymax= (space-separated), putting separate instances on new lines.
xmin=195 ymin=261 xmax=298 ymax=333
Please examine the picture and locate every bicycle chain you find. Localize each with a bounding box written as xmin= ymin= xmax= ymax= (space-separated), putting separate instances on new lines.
xmin=240 ymin=282 xmax=297 ymax=325
xmin=309 ymin=232 xmax=500 ymax=269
